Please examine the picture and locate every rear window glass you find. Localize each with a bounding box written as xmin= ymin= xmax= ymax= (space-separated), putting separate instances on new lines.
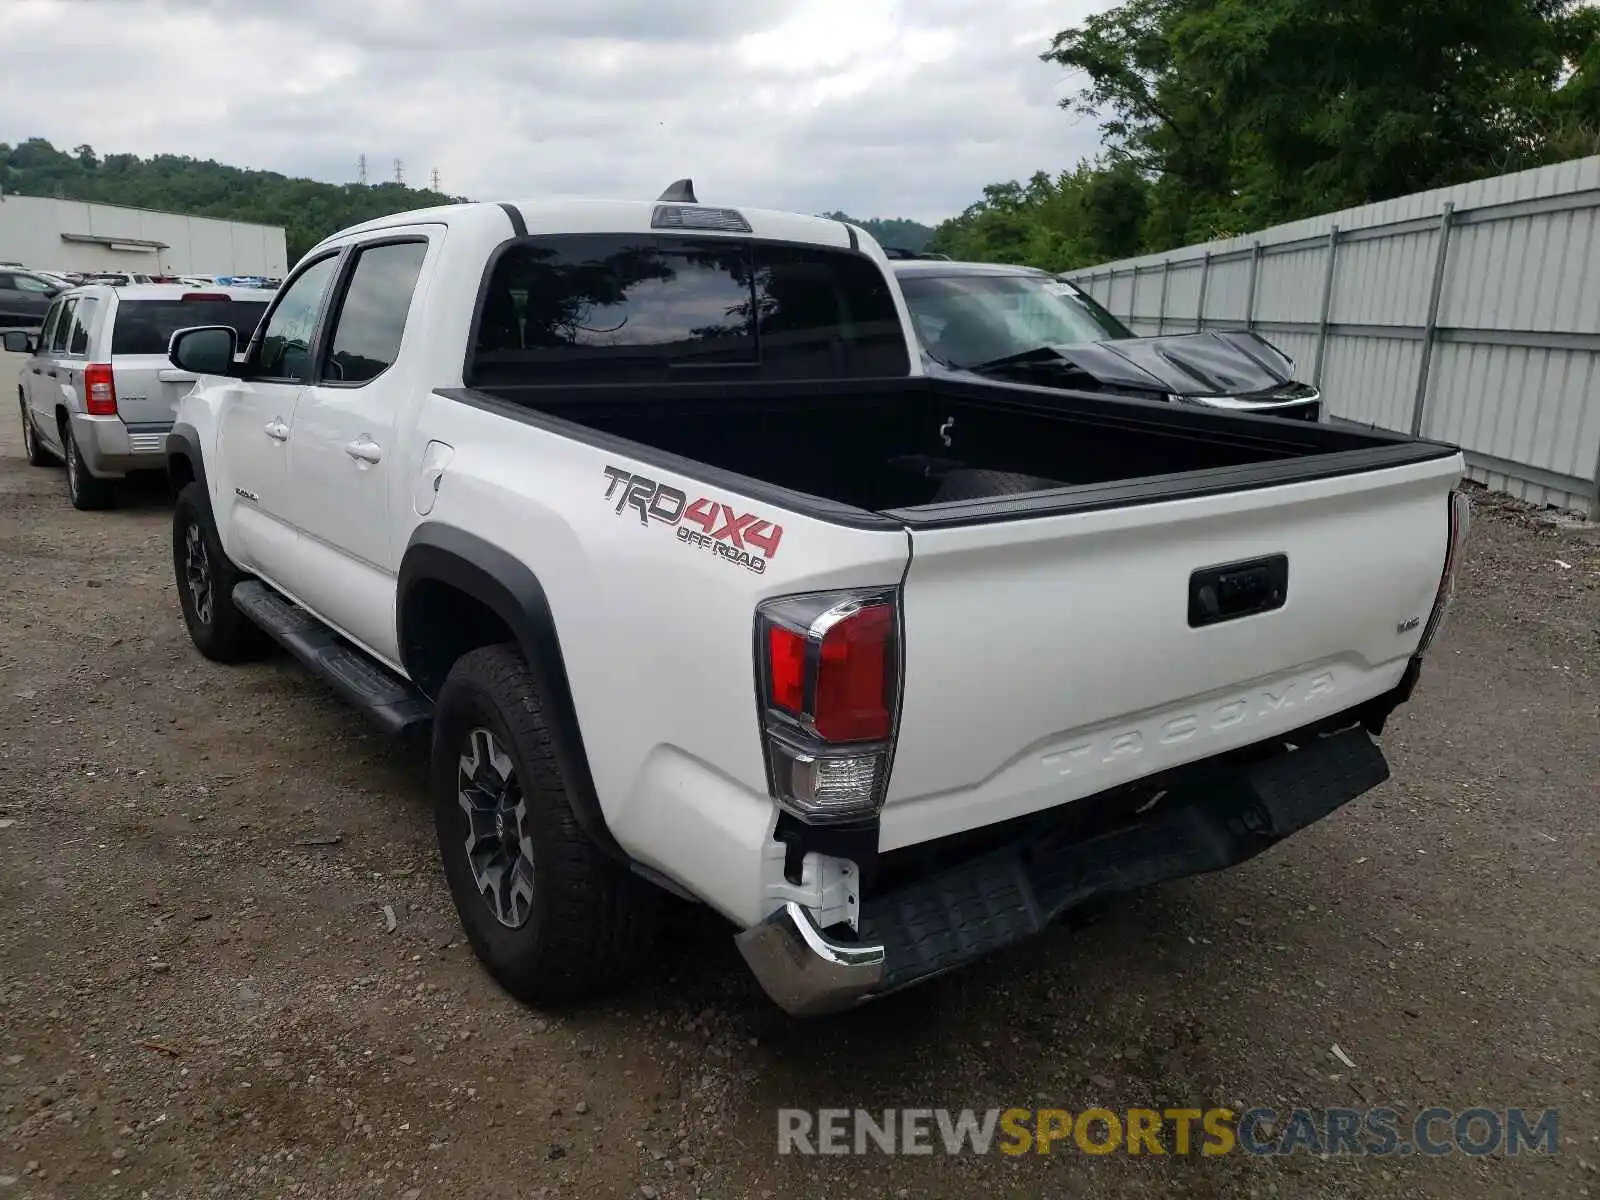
xmin=469 ymin=234 xmax=907 ymax=384
xmin=112 ymin=300 xmax=269 ymax=356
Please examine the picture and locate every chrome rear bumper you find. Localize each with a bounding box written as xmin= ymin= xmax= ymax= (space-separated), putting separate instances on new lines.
xmin=734 ymin=901 xmax=885 ymax=1017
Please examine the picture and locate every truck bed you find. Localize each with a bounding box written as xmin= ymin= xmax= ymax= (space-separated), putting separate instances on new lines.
xmin=463 ymin=375 xmax=1457 ymax=520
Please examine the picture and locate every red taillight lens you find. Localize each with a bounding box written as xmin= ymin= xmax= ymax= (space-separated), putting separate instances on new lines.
xmin=182 ymin=292 xmax=228 ymax=302
xmin=813 ymin=603 xmax=893 ymax=742
xmin=84 ymin=363 xmax=116 ymax=415
xmin=756 ymin=590 xmax=902 ymax=825
xmin=767 ymin=625 xmax=807 ymax=713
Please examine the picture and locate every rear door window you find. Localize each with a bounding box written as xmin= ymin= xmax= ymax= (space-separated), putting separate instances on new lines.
xmin=66 ymin=298 xmax=99 ymax=355
xmin=470 ymin=234 xmax=908 ymax=384
xmin=112 ymin=300 xmax=270 ymax=356
xmin=320 ymin=240 xmax=428 ymax=384
xmin=49 ymin=299 xmax=78 ymax=354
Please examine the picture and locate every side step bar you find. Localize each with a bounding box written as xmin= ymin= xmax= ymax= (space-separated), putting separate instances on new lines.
xmin=232 ymin=580 xmax=432 ymax=737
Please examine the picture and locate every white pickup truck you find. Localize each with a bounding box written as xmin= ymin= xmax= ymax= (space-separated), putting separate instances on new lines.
xmin=163 ymin=184 xmax=1470 ymax=1016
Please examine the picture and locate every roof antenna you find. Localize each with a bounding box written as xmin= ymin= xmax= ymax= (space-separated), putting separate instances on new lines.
xmin=658 ymin=178 xmax=698 ymax=204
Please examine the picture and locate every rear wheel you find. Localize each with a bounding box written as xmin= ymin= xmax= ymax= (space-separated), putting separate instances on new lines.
xmin=62 ymin=420 xmax=115 ymax=510
xmin=19 ymin=394 xmax=55 ymax=467
xmin=172 ymin=481 xmax=269 ymax=663
xmin=433 ymin=644 xmax=657 ymax=1006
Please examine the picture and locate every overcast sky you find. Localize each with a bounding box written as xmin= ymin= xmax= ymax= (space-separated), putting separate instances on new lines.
xmin=3 ymin=0 xmax=1113 ymax=225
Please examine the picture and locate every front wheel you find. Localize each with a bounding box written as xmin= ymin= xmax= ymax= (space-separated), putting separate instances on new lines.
xmin=432 ymin=644 xmax=657 ymax=1006
xmin=171 ymin=481 xmax=269 ymax=663
xmin=19 ymin=395 xmax=55 ymax=467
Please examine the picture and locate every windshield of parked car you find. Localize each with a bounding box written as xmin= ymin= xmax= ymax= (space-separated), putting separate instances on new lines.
xmin=111 ymin=299 xmax=270 ymax=355
xmin=898 ymin=272 xmax=1134 ymax=369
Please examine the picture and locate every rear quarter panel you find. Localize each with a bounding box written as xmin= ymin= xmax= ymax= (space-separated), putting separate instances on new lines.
xmin=408 ymin=392 xmax=911 ymax=882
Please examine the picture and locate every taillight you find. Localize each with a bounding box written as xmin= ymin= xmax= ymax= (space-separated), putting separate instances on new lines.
xmin=1416 ymin=488 xmax=1472 ymax=656
xmin=756 ymin=588 xmax=902 ymax=825
xmin=182 ymin=292 xmax=228 ymax=302
xmin=84 ymin=363 xmax=116 ymax=415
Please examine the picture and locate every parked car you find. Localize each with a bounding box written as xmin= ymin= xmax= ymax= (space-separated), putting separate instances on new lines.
xmin=82 ymin=271 xmax=157 ymax=287
xmin=5 ymin=284 xmax=269 ymax=509
xmin=891 ymin=258 xmax=1323 ymax=420
xmin=160 ymin=191 xmax=1466 ymax=1015
xmin=0 ymin=268 xmax=65 ymax=330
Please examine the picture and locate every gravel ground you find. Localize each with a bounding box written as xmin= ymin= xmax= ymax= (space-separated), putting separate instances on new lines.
xmin=1 ymin=355 xmax=1597 ymax=1199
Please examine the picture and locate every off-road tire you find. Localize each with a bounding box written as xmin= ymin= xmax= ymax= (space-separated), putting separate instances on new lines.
xmin=63 ymin=420 xmax=115 ymax=510
xmin=433 ymin=643 xmax=657 ymax=1006
xmin=172 ymin=481 xmax=270 ymax=663
xmin=19 ymin=393 xmax=55 ymax=467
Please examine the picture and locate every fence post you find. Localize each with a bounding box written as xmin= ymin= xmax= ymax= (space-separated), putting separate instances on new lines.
xmin=1410 ymin=202 xmax=1456 ymax=437
xmin=1245 ymin=242 xmax=1262 ymax=331
xmin=1196 ymin=252 xmax=1212 ymax=330
xmin=1157 ymin=260 xmax=1171 ymax=334
xmin=1312 ymin=226 xmax=1341 ymax=387
xmin=1128 ymin=264 xmax=1140 ymax=325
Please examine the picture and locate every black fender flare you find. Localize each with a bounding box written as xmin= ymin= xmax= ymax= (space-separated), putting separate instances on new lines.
xmin=166 ymin=422 xmax=208 ymax=495
xmin=397 ymin=523 xmax=625 ymax=861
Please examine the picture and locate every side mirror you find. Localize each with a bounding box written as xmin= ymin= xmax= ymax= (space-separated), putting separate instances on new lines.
xmin=168 ymin=325 xmax=238 ymax=376
xmin=2 ymin=330 xmax=36 ymax=354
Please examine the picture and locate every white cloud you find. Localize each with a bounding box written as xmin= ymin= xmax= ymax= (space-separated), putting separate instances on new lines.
xmin=1 ymin=0 xmax=1113 ymax=226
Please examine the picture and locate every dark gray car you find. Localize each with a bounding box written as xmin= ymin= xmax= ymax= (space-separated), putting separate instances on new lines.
xmin=0 ymin=269 xmax=64 ymax=330
xmin=891 ymin=258 xmax=1322 ymax=420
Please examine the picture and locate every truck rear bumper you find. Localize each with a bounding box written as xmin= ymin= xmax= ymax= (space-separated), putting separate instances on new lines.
xmin=737 ymin=723 xmax=1389 ymax=1016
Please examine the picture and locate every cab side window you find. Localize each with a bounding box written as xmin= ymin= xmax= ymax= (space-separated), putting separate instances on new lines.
xmin=320 ymin=240 xmax=428 ymax=385
xmin=249 ymin=254 xmax=340 ymax=381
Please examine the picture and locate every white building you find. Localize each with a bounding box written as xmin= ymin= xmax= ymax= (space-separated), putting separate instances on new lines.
xmin=0 ymin=193 xmax=287 ymax=277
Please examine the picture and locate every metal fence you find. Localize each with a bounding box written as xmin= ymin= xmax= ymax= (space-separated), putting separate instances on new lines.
xmin=1065 ymin=156 xmax=1600 ymax=517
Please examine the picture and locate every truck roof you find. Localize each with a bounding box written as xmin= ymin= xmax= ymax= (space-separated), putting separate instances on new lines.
xmin=316 ymin=199 xmax=864 ymax=255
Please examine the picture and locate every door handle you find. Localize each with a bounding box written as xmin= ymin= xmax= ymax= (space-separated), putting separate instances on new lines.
xmin=344 ymin=436 xmax=382 ymax=464
xmin=264 ymin=418 xmax=289 ymax=441
xmin=45 ymin=370 xmax=56 ymax=378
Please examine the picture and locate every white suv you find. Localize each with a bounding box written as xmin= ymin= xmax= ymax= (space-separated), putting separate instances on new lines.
xmin=6 ymin=285 xmax=269 ymax=509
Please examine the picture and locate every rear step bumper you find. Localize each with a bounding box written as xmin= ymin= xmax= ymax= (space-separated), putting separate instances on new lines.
xmin=736 ymin=724 xmax=1388 ymax=1016
xmin=232 ymin=581 xmax=432 ymax=736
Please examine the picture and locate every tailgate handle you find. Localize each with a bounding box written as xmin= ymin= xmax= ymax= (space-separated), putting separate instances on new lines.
xmin=158 ymin=369 xmax=197 ymax=383
xmin=1189 ymin=554 xmax=1288 ymax=628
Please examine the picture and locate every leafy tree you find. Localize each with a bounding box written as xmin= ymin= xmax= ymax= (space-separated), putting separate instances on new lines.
xmin=937 ymin=0 xmax=1599 ymax=270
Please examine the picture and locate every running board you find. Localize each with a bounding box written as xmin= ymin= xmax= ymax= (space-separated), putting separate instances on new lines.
xmin=232 ymin=580 xmax=432 ymax=737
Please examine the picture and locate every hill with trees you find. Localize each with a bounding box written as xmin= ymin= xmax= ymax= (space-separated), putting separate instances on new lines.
xmin=0 ymin=139 xmax=940 ymax=264
xmin=0 ymin=139 xmax=459 ymax=261
xmin=819 ymin=212 xmax=936 ymax=252
xmin=928 ymin=0 xmax=1600 ymax=271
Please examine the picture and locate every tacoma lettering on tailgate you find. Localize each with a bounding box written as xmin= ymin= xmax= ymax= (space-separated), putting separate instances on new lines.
xmin=601 ymin=466 xmax=783 ymax=575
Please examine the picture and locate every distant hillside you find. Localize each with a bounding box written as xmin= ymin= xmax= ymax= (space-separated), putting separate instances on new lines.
xmin=1 ymin=138 xmax=460 ymax=261
xmin=821 ymin=212 xmax=936 ymax=252
xmin=1 ymin=138 xmax=942 ymax=264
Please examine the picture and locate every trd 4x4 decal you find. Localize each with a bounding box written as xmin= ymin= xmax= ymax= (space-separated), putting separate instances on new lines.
xmin=601 ymin=466 xmax=783 ymax=574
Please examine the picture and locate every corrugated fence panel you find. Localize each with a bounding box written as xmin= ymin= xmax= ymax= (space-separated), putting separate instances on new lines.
xmin=1202 ymin=256 xmax=1253 ymax=322
xmin=1329 ymin=229 xmax=1437 ymax=327
xmin=1165 ymin=262 xmax=1204 ymax=328
xmin=1255 ymin=245 xmax=1331 ymax=324
xmin=1320 ymin=334 xmax=1424 ymax=431
xmin=1064 ymin=155 xmax=1600 ymax=516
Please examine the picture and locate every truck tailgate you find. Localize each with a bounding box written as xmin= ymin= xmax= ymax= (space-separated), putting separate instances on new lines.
xmin=882 ymin=453 xmax=1462 ymax=850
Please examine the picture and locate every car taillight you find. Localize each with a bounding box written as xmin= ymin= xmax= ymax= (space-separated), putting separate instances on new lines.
xmin=182 ymin=292 xmax=228 ymax=302
xmin=1415 ymin=488 xmax=1472 ymax=656
xmin=756 ymin=588 xmax=902 ymax=825
xmin=84 ymin=363 xmax=117 ymax=415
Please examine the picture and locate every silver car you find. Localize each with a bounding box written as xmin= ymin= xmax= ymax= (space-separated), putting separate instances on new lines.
xmin=6 ymin=284 xmax=269 ymax=509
